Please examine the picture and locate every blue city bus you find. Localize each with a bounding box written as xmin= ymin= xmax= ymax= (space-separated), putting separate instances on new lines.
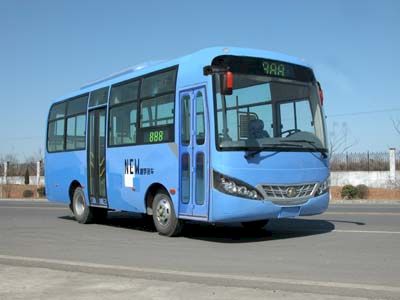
xmin=45 ymin=47 xmax=329 ymax=236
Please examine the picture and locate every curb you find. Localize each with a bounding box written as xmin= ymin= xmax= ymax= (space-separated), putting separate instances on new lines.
xmin=0 ymin=198 xmax=48 ymax=202
xmin=330 ymin=200 xmax=400 ymax=204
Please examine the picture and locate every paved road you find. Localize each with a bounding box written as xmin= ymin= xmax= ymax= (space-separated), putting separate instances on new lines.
xmin=0 ymin=200 xmax=399 ymax=299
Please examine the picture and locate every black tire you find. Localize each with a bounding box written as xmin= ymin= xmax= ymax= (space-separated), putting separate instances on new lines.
xmin=241 ymin=219 xmax=269 ymax=230
xmin=152 ymin=190 xmax=182 ymax=237
xmin=72 ymin=187 xmax=94 ymax=224
xmin=72 ymin=188 xmax=108 ymax=224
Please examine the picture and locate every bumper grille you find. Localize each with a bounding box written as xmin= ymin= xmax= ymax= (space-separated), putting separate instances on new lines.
xmin=259 ymin=183 xmax=317 ymax=205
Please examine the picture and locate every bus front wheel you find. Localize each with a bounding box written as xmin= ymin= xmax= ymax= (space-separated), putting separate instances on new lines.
xmin=72 ymin=187 xmax=107 ymax=224
xmin=152 ymin=191 xmax=182 ymax=237
xmin=241 ymin=219 xmax=269 ymax=230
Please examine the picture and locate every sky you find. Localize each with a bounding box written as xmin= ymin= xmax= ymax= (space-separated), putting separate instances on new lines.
xmin=0 ymin=0 xmax=399 ymax=160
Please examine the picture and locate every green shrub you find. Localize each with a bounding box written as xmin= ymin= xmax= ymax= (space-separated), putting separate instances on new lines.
xmin=23 ymin=190 xmax=34 ymax=198
xmin=341 ymin=185 xmax=358 ymax=199
xmin=37 ymin=186 xmax=46 ymax=197
xmin=356 ymin=184 xmax=369 ymax=199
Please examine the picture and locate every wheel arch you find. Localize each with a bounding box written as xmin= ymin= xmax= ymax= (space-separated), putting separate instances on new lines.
xmin=144 ymin=182 xmax=172 ymax=215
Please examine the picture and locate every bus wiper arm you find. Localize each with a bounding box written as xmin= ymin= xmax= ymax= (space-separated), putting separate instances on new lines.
xmin=287 ymin=139 xmax=328 ymax=158
xmin=245 ymin=143 xmax=302 ymax=159
xmin=244 ymin=149 xmax=263 ymax=159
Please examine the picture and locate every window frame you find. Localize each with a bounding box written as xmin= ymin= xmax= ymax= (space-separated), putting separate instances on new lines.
xmin=65 ymin=114 xmax=87 ymax=151
xmin=107 ymin=65 xmax=178 ymax=148
xmin=46 ymin=93 xmax=89 ymax=153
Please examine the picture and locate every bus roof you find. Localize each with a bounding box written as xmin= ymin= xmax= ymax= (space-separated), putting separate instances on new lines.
xmin=51 ymin=47 xmax=310 ymax=104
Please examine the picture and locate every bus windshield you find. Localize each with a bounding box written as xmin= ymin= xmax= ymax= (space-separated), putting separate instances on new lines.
xmin=215 ymin=74 xmax=327 ymax=152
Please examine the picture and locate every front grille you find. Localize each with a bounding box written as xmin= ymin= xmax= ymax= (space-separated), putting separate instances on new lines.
xmin=259 ymin=183 xmax=317 ymax=205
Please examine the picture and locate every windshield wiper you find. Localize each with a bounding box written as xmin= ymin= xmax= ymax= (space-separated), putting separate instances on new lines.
xmin=244 ymin=143 xmax=301 ymax=159
xmin=244 ymin=149 xmax=263 ymax=159
xmin=286 ymin=139 xmax=328 ymax=158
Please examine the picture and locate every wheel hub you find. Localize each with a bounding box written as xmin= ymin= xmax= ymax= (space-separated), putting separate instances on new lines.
xmin=75 ymin=194 xmax=85 ymax=216
xmin=156 ymin=199 xmax=171 ymax=226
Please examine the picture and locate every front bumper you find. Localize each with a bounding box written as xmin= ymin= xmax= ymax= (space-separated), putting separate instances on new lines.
xmin=210 ymin=189 xmax=329 ymax=223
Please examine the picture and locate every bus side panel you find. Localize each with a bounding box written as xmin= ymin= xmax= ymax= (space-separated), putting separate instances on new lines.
xmin=106 ymin=143 xmax=179 ymax=213
xmin=45 ymin=150 xmax=87 ymax=204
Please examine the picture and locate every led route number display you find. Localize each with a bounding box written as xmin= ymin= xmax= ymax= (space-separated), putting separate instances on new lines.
xmin=143 ymin=129 xmax=170 ymax=143
xmin=262 ymin=61 xmax=287 ymax=77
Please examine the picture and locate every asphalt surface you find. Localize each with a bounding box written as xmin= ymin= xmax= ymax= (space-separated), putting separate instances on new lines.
xmin=0 ymin=199 xmax=399 ymax=299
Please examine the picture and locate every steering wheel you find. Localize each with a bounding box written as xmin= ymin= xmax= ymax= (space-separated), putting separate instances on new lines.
xmin=281 ymin=129 xmax=301 ymax=137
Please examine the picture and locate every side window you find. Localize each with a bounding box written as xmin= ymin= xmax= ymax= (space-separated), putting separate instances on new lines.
xmin=140 ymin=70 xmax=176 ymax=98
xmin=49 ymin=102 xmax=66 ymax=120
xmin=109 ymin=80 xmax=139 ymax=146
xmin=48 ymin=102 xmax=66 ymax=152
xmin=65 ymin=95 xmax=88 ymax=151
xmin=109 ymin=103 xmax=137 ymax=145
xmin=138 ymin=68 xmax=177 ymax=144
xmin=110 ymin=80 xmax=139 ymax=105
xmin=47 ymin=94 xmax=88 ymax=153
xmin=66 ymin=115 xmax=86 ymax=150
xmin=89 ymin=87 xmax=109 ymax=107
xmin=47 ymin=119 xmax=65 ymax=152
xmin=140 ymin=94 xmax=174 ymax=128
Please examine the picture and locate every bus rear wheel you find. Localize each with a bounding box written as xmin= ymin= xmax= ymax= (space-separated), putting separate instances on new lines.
xmin=72 ymin=187 xmax=107 ymax=224
xmin=152 ymin=191 xmax=182 ymax=237
xmin=241 ymin=219 xmax=269 ymax=230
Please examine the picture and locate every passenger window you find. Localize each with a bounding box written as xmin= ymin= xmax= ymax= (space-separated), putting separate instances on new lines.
xmin=49 ymin=102 xmax=66 ymax=120
xmin=140 ymin=94 xmax=174 ymax=128
xmin=89 ymin=87 xmax=109 ymax=107
xmin=67 ymin=95 xmax=88 ymax=115
xmin=66 ymin=115 xmax=86 ymax=150
xmin=48 ymin=94 xmax=88 ymax=153
xmin=110 ymin=80 xmax=139 ymax=105
xmin=109 ymin=102 xmax=137 ymax=146
xmin=47 ymin=119 xmax=65 ymax=152
xmin=140 ymin=70 xmax=176 ymax=99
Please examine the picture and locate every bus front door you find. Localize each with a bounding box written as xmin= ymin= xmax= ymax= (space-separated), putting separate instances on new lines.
xmin=88 ymin=108 xmax=108 ymax=208
xmin=179 ymin=87 xmax=209 ymax=219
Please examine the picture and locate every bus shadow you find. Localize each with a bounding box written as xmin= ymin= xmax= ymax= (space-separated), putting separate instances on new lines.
xmin=181 ymin=219 xmax=335 ymax=243
xmin=59 ymin=214 xmax=336 ymax=243
xmin=59 ymin=212 xmax=157 ymax=233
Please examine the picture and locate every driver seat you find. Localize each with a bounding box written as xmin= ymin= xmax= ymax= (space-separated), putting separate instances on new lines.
xmin=248 ymin=119 xmax=270 ymax=139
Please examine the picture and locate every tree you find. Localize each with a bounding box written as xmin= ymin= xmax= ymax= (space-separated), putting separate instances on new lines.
xmin=392 ymin=118 xmax=400 ymax=136
xmin=328 ymin=122 xmax=358 ymax=156
xmin=24 ymin=168 xmax=30 ymax=185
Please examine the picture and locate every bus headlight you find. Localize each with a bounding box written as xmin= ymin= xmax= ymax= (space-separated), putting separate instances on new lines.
xmin=316 ymin=177 xmax=330 ymax=196
xmin=213 ymin=171 xmax=263 ymax=200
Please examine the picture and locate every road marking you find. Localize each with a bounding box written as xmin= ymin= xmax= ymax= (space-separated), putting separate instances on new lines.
xmin=0 ymin=206 xmax=67 ymax=210
xmin=0 ymin=254 xmax=399 ymax=293
xmin=326 ymin=212 xmax=400 ymax=216
xmin=333 ymin=229 xmax=400 ymax=234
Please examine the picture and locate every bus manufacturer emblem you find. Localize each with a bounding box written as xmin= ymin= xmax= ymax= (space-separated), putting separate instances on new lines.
xmin=287 ymin=187 xmax=297 ymax=198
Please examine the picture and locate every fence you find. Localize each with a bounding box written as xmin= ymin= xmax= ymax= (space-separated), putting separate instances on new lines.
xmin=0 ymin=161 xmax=44 ymax=185
xmin=330 ymin=151 xmax=400 ymax=171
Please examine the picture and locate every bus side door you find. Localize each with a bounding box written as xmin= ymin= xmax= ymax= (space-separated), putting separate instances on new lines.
xmin=179 ymin=86 xmax=209 ymax=219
